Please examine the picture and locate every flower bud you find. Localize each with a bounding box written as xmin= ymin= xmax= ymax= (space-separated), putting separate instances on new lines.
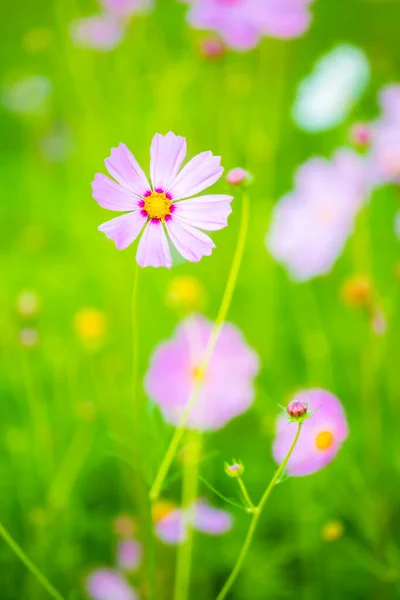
xmin=340 ymin=275 xmax=372 ymax=308
xmin=349 ymin=122 xmax=372 ymax=149
xmin=287 ymin=400 xmax=308 ymax=419
xmin=224 ymin=461 xmax=244 ymax=478
xmin=322 ymin=520 xmax=344 ymax=542
xmin=199 ymin=37 xmax=225 ymax=60
xmin=226 ymin=168 xmax=252 ymax=186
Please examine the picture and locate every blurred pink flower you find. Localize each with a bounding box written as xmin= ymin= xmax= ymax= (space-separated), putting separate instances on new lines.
xmin=101 ymin=0 xmax=153 ymax=17
xmin=183 ymin=0 xmax=314 ymax=51
xmin=226 ymin=167 xmax=251 ymax=186
xmin=156 ymin=498 xmax=233 ymax=545
xmin=92 ymin=133 xmax=232 ymax=268
xmin=70 ymin=15 xmax=124 ymax=50
xmin=367 ymin=85 xmax=400 ymax=185
xmin=273 ymin=389 xmax=349 ymax=476
xmin=144 ymin=315 xmax=259 ymax=430
xmin=86 ymin=569 xmax=137 ymax=600
xmin=266 ymin=149 xmax=367 ymax=281
xmin=116 ymin=540 xmax=142 ymax=570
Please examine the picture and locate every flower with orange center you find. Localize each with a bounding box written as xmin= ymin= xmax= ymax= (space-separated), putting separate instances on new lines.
xmin=273 ymin=389 xmax=348 ymax=476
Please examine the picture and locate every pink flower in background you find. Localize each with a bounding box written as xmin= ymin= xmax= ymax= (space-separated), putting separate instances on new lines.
xmin=273 ymin=389 xmax=349 ymax=476
xmin=155 ymin=498 xmax=233 ymax=545
xmin=116 ymin=540 xmax=142 ymax=571
xmin=144 ymin=315 xmax=259 ymax=430
xmin=101 ymin=0 xmax=153 ymax=17
xmin=92 ymin=133 xmax=232 ymax=268
xmin=367 ymin=85 xmax=400 ymax=185
xmin=86 ymin=569 xmax=138 ymax=600
xmin=70 ymin=15 xmax=124 ymax=50
xmin=266 ymin=149 xmax=367 ymax=281
xmin=183 ymin=0 xmax=314 ymax=51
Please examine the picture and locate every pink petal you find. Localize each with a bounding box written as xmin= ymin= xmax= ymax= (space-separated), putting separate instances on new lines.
xmin=173 ymin=194 xmax=233 ymax=230
xmin=155 ymin=509 xmax=187 ymax=545
xmin=92 ymin=173 xmax=140 ymax=211
xmin=116 ymin=540 xmax=142 ymax=571
xmin=191 ymin=499 xmax=233 ymax=535
xmin=104 ymin=143 xmax=150 ymax=197
xmin=98 ymin=211 xmax=147 ymax=250
xmin=136 ymin=219 xmax=172 ymax=268
xmin=165 ymin=216 xmax=215 ymax=262
xmin=86 ymin=569 xmax=137 ymax=600
xmin=168 ymin=151 xmax=223 ymax=200
xmin=150 ymin=132 xmax=187 ymax=192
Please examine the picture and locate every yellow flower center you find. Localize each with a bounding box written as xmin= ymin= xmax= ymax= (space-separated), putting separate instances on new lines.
xmin=316 ymin=430 xmax=334 ymax=451
xmin=143 ymin=191 xmax=172 ymax=220
xmin=152 ymin=500 xmax=176 ymax=523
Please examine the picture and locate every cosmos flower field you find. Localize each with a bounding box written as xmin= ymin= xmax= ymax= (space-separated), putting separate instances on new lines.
xmin=2 ymin=1 xmax=400 ymax=599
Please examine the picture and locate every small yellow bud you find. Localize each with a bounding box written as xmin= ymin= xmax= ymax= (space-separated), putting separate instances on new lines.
xmin=73 ymin=308 xmax=107 ymax=349
xmin=322 ymin=520 xmax=344 ymax=542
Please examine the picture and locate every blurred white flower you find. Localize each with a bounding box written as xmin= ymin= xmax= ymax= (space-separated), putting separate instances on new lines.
xmin=2 ymin=75 xmax=52 ymax=115
xmin=292 ymin=45 xmax=370 ymax=133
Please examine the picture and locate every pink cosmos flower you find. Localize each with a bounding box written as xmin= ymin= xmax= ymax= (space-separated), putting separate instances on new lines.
xmin=266 ymin=149 xmax=367 ymax=281
xmin=367 ymin=85 xmax=400 ymax=185
xmin=273 ymin=389 xmax=349 ymax=476
xmin=70 ymin=15 xmax=124 ymax=51
xmin=116 ymin=540 xmax=142 ymax=571
xmin=101 ymin=0 xmax=153 ymax=17
xmin=155 ymin=498 xmax=233 ymax=545
xmin=144 ymin=315 xmax=260 ymax=430
xmin=183 ymin=0 xmax=314 ymax=51
xmin=92 ymin=133 xmax=232 ymax=268
xmin=86 ymin=569 xmax=137 ymax=600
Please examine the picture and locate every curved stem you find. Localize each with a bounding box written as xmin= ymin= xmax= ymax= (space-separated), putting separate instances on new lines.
xmin=149 ymin=190 xmax=250 ymax=501
xmin=216 ymin=423 xmax=302 ymax=600
xmin=0 ymin=522 xmax=65 ymax=600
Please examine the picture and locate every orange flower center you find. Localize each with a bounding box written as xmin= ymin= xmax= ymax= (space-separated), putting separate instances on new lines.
xmin=143 ymin=191 xmax=172 ymax=220
xmin=316 ymin=430 xmax=334 ymax=451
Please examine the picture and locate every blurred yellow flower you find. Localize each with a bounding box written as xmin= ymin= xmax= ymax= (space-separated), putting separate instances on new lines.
xmin=322 ymin=520 xmax=344 ymax=542
xmin=16 ymin=290 xmax=40 ymax=318
xmin=152 ymin=500 xmax=176 ymax=523
xmin=73 ymin=308 xmax=108 ymax=349
xmin=166 ymin=275 xmax=205 ymax=314
xmin=340 ymin=275 xmax=372 ymax=308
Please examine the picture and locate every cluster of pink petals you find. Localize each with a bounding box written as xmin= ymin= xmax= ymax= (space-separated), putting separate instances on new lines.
xmin=183 ymin=0 xmax=315 ymax=51
xmin=93 ymin=133 xmax=233 ymax=268
xmin=366 ymin=85 xmax=400 ymax=186
xmin=266 ymin=149 xmax=368 ymax=281
xmin=156 ymin=498 xmax=233 ymax=545
xmin=144 ymin=315 xmax=259 ymax=430
xmin=70 ymin=0 xmax=152 ymax=51
xmin=273 ymin=389 xmax=349 ymax=476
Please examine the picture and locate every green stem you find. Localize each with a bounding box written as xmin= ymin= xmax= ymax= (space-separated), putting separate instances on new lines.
xmin=236 ymin=478 xmax=256 ymax=512
xmin=131 ymin=265 xmax=157 ymax=600
xmin=216 ymin=423 xmax=302 ymax=600
xmin=0 ymin=522 xmax=65 ymax=600
xmin=173 ymin=434 xmax=202 ymax=600
xmin=150 ymin=189 xmax=250 ymax=501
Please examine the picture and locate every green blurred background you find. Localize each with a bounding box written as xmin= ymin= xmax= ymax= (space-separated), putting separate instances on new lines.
xmin=1 ymin=0 xmax=400 ymax=598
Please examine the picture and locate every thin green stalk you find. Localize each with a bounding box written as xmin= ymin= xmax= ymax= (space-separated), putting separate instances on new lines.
xmin=173 ymin=434 xmax=202 ymax=600
xmin=216 ymin=423 xmax=302 ymax=600
xmin=236 ymin=477 xmax=256 ymax=512
xmin=0 ymin=522 xmax=65 ymax=600
xmin=150 ymin=189 xmax=250 ymax=501
xmin=131 ymin=264 xmax=157 ymax=600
